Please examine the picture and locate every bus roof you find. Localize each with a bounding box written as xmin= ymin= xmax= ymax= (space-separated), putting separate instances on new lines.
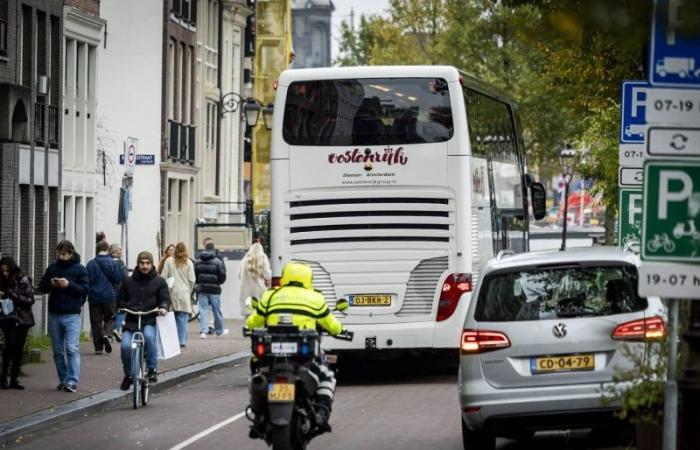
xmin=277 ymin=65 xmax=517 ymax=106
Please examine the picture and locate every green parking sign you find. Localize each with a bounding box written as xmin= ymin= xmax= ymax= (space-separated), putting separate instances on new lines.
xmin=641 ymin=161 xmax=700 ymax=262
xmin=619 ymin=188 xmax=643 ymax=249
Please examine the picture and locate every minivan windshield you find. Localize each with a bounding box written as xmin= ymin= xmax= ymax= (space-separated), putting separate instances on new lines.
xmin=282 ymin=78 xmax=454 ymax=146
xmin=474 ymin=264 xmax=647 ymax=321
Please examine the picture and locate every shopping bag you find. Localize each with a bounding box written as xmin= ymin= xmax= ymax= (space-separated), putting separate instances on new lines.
xmin=156 ymin=311 xmax=181 ymax=359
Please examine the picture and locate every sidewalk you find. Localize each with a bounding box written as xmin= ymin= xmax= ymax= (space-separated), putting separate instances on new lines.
xmin=0 ymin=319 xmax=248 ymax=424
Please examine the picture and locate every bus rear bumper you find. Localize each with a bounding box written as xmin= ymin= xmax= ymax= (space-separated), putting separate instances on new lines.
xmin=324 ymin=322 xmax=438 ymax=351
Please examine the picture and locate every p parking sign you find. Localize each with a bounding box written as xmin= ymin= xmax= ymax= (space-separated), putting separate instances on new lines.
xmin=619 ymin=188 xmax=643 ymax=250
xmin=641 ymin=160 xmax=700 ymax=262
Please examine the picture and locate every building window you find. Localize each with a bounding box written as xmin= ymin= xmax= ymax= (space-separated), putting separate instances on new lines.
xmin=1 ymin=19 xmax=8 ymax=58
xmin=171 ymin=0 xmax=197 ymax=28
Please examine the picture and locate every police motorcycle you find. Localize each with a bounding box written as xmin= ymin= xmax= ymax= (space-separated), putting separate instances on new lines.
xmin=243 ymin=299 xmax=353 ymax=450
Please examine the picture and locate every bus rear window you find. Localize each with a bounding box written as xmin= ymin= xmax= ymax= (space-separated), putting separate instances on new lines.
xmin=282 ymin=78 xmax=453 ymax=146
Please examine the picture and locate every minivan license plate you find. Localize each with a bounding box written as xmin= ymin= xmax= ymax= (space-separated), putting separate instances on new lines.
xmin=268 ymin=383 xmax=295 ymax=402
xmin=350 ymin=295 xmax=391 ymax=306
xmin=531 ymin=354 xmax=595 ymax=374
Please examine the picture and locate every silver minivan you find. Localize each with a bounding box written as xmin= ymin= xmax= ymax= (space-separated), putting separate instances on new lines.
xmin=458 ymin=247 xmax=666 ymax=449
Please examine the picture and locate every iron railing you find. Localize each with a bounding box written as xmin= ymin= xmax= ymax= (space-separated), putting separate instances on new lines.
xmin=49 ymin=105 xmax=59 ymax=148
xmin=35 ymin=102 xmax=46 ymax=146
xmin=169 ymin=120 xmax=195 ymax=163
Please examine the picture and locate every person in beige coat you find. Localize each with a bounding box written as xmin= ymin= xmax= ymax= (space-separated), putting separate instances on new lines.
xmin=162 ymin=243 xmax=195 ymax=347
xmin=238 ymin=242 xmax=271 ymax=317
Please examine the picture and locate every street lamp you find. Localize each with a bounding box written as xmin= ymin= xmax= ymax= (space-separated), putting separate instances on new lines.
xmin=220 ymin=92 xmax=274 ymax=129
xmin=559 ymin=146 xmax=577 ymax=251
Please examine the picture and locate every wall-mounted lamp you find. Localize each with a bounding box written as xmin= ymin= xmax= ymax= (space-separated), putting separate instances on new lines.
xmin=37 ymin=75 xmax=50 ymax=96
xmin=220 ymin=91 xmax=274 ymax=130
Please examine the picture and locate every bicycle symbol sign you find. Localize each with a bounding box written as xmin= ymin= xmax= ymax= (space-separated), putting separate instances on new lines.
xmin=641 ymin=161 xmax=700 ymax=262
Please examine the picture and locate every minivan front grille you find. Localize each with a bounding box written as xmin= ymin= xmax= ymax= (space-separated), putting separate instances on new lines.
xmin=397 ymin=256 xmax=448 ymax=316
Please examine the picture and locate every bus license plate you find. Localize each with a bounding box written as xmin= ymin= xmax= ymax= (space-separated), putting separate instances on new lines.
xmin=531 ymin=354 xmax=595 ymax=374
xmin=268 ymin=383 xmax=295 ymax=402
xmin=271 ymin=342 xmax=298 ymax=354
xmin=350 ymin=295 xmax=391 ymax=306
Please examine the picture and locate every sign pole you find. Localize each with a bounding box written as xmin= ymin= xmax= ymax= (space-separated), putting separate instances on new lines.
xmin=663 ymin=298 xmax=679 ymax=450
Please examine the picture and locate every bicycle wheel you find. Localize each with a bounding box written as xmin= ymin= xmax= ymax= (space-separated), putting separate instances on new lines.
xmin=188 ymin=296 xmax=200 ymax=322
xmin=141 ymin=351 xmax=150 ymax=406
xmin=132 ymin=346 xmax=142 ymax=409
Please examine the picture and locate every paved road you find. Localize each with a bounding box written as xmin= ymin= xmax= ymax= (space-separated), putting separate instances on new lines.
xmin=7 ymin=357 xmax=631 ymax=450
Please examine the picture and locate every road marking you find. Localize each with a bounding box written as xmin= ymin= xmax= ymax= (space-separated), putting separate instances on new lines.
xmin=168 ymin=411 xmax=246 ymax=450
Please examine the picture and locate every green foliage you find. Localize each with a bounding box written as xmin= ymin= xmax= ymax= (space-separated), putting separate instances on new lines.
xmin=335 ymin=0 xmax=652 ymax=208
xmin=603 ymin=341 xmax=666 ymax=427
xmin=25 ymin=333 xmax=52 ymax=350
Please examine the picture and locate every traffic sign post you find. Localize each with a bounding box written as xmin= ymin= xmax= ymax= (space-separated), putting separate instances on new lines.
xmin=641 ymin=161 xmax=700 ymax=263
xmin=125 ymin=136 xmax=138 ymax=177
xmin=618 ymin=188 xmax=642 ymax=250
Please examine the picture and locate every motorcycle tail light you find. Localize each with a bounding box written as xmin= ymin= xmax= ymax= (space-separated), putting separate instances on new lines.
xmin=255 ymin=342 xmax=266 ymax=357
xmin=275 ymin=376 xmax=289 ymax=384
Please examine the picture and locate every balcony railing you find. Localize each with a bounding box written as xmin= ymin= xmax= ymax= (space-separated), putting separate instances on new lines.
xmin=35 ymin=102 xmax=46 ymax=147
xmin=49 ymin=105 xmax=59 ymax=148
xmin=168 ymin=120 xmax=195 ymax=164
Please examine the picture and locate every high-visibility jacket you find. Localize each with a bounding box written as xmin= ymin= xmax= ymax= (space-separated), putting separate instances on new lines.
xmin=245 ymin=284 xmax=342 ymax=336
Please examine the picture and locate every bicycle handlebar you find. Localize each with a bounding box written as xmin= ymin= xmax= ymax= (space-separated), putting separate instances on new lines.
xmin=118 ymin=308 xmax=161 ymax=316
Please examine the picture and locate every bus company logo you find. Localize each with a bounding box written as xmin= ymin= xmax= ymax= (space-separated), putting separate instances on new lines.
xmin=327 ymin=147 xmax=408 ymax=172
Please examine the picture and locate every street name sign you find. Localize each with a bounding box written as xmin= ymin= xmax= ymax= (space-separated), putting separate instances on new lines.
xmin=649 ymin=0 xmax=700 ymax=88
xmin=641 ymin=160 xmax=700 ymax=262
xmin=619 ymin=167 xmax=643 ymax=186
xmin=619 ymin=188 xmax=643 ymax=250
xmin=648 ymin=127 xmax=700 ymax=158
xmin=119 ymin=154 xmax=156 ymax=165
xmin=619 ymin=143 xmax=645 ymax=167
xmin=620 ymin=81 xmax=649 ymax=144
xmin=639 ymin=262 xmax=700 ymax=299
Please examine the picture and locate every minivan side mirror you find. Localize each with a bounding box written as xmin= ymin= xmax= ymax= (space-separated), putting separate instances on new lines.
xmin=530 ymin=182 xmax=547 ymax=220
xmin=336 ymin=298 xmax=349 ymax=312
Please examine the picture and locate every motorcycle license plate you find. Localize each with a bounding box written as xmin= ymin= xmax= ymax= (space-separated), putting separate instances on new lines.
xmin=271 ymin=342 xmax=298 ymax=354
xmin=268 ymin=383 xmax=295 ymax=402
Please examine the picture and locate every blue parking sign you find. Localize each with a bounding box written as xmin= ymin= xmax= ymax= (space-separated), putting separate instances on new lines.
xmin=620 ymin=81 xmax=649 ymax=144
xmin=649 ymin=0 xmax=700 ymax=87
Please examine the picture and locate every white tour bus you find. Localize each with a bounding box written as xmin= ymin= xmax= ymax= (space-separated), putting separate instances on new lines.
xmin=268 ymin=66 xmax=546 ymax=353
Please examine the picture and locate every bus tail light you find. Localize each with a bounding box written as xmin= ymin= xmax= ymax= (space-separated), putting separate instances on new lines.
xmin=612 ymin=316 xmax=666 ymax=341
xmin=461 ymin=329 xmax=511 ymax=354
xmin=437 ymin=273 xmax=472 ymax=322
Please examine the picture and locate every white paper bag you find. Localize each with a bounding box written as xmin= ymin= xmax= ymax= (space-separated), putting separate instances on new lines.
xmin=156 ymin=312 xmax=181 ymax=360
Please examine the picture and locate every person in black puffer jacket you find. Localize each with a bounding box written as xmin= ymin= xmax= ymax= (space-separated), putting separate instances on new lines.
xmin=117 ymin=251 xmax=170 ymax=390
xmin=38 ymin=240 xmax=89 ymax=393
xmin=194 ymin=239 xmax=227 ymax=339
xmin=0 ymin=256 xmax=35 ymax=390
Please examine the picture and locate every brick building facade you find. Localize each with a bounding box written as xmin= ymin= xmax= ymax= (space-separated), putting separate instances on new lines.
xmin=0 ymin=0 xmax=63 ymax=284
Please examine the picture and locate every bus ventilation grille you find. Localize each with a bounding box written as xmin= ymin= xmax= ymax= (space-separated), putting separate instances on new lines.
xmin=397 ymin=256 xmax=448 ymax=316
xmin=297 ymin=260 xmax=338 ymax=311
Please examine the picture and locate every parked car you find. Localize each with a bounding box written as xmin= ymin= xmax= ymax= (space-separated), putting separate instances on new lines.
xmin=458 ymin=247 xmax=665 ymax=449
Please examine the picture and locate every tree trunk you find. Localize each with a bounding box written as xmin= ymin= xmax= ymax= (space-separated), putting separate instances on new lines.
xmin=604 ymin=206 xmax=616 ymax=245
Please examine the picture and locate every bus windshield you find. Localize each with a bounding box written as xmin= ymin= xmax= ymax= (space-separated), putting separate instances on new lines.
xmin=282 ymin=78 xmax=454 ymax=146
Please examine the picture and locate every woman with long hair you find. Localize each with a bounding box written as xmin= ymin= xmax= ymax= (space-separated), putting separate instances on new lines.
xmin=238 ymin=242 xmax=271 ymax=316
xmin=157 ymin=244 xmax=176 ymax=274
xmin=162 ymin=242 xmax=195 ymax=347
xmin=0 ymin=256 xmax=35 ymax=389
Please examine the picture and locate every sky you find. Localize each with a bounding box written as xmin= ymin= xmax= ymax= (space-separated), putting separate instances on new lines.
xmin=330 ymin=0 xmax=391 ymax=63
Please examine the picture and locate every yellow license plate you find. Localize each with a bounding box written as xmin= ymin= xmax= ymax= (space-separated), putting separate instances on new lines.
xmin=531 ymin=354 xmax=595 ymax=374
xmin=268 ymin=383 xmax=295 ymax=402
xmin=350 ymin=295 xmax=391 ymax=306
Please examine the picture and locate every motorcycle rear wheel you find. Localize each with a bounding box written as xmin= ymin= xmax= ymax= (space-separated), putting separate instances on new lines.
xmin=270 ymin=425 xmax=293 ymax=450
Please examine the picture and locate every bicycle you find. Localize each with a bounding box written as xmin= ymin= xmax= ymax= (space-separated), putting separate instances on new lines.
xmin=118 ymin=307 xmax=160 ymax=409
xmin=188 ymin=288 xmax=199 ymax=322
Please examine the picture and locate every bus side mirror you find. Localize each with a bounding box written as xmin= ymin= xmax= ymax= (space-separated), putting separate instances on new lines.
xmin=530 ymin=182 xmax=547 ymax=220
xmin=336 ymin=298 xmax=349 ymax=312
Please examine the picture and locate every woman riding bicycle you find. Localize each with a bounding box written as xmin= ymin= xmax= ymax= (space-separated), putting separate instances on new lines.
xmin=117 ymin=251 xmax=170 ymax=391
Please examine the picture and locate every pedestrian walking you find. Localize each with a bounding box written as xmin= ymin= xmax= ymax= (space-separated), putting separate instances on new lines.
xmin=194 ymin=239 xmax=228 ymax=338
xmin=0 ymin=257 xmax=35 ymax=390
xmin=161 ymin=242 xmax=195 ymax=347
xmin=109 ymin=243 xmax=128 ymax=342
xmin=238 ymin=242 xmax=271 ymax=316
xmin=39 ymin=240 xmax=89 ymax=393
xmin=157 ymin=244 xmax=175 ymax=274
xmin=117 ymin=251 xmax=170 ymax=390
xmin=86 ymin=240 xmax=124 ymax=354
xmin=96 ymin=231 xmax=106 ymax=245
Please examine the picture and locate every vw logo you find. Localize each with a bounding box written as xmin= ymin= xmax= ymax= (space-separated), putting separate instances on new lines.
xmin=552 ymin=323 xmax=567 ymax=339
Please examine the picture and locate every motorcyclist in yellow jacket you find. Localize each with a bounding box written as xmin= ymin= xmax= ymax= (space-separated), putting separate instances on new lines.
xmin=245 ymin=261 xmax=342 ymax=432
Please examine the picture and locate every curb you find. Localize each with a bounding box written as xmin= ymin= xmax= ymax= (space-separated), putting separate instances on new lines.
xmin=0 ymin=350 xmax=251 ymax=446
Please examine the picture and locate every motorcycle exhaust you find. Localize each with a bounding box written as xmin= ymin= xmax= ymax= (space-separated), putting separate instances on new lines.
xmin=249 ymin=373 xmax=268 ymax=415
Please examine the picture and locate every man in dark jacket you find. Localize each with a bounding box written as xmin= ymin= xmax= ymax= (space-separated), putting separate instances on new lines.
xmin=86 ymin=240 xmax=123 ymax=354
xmin=117 ymin=251 xmax=170 ymax=390
xmin=39 ymin=240 xmax=89 ymax=393
xmin=194 ymin=239 xmax=227 ymax=339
